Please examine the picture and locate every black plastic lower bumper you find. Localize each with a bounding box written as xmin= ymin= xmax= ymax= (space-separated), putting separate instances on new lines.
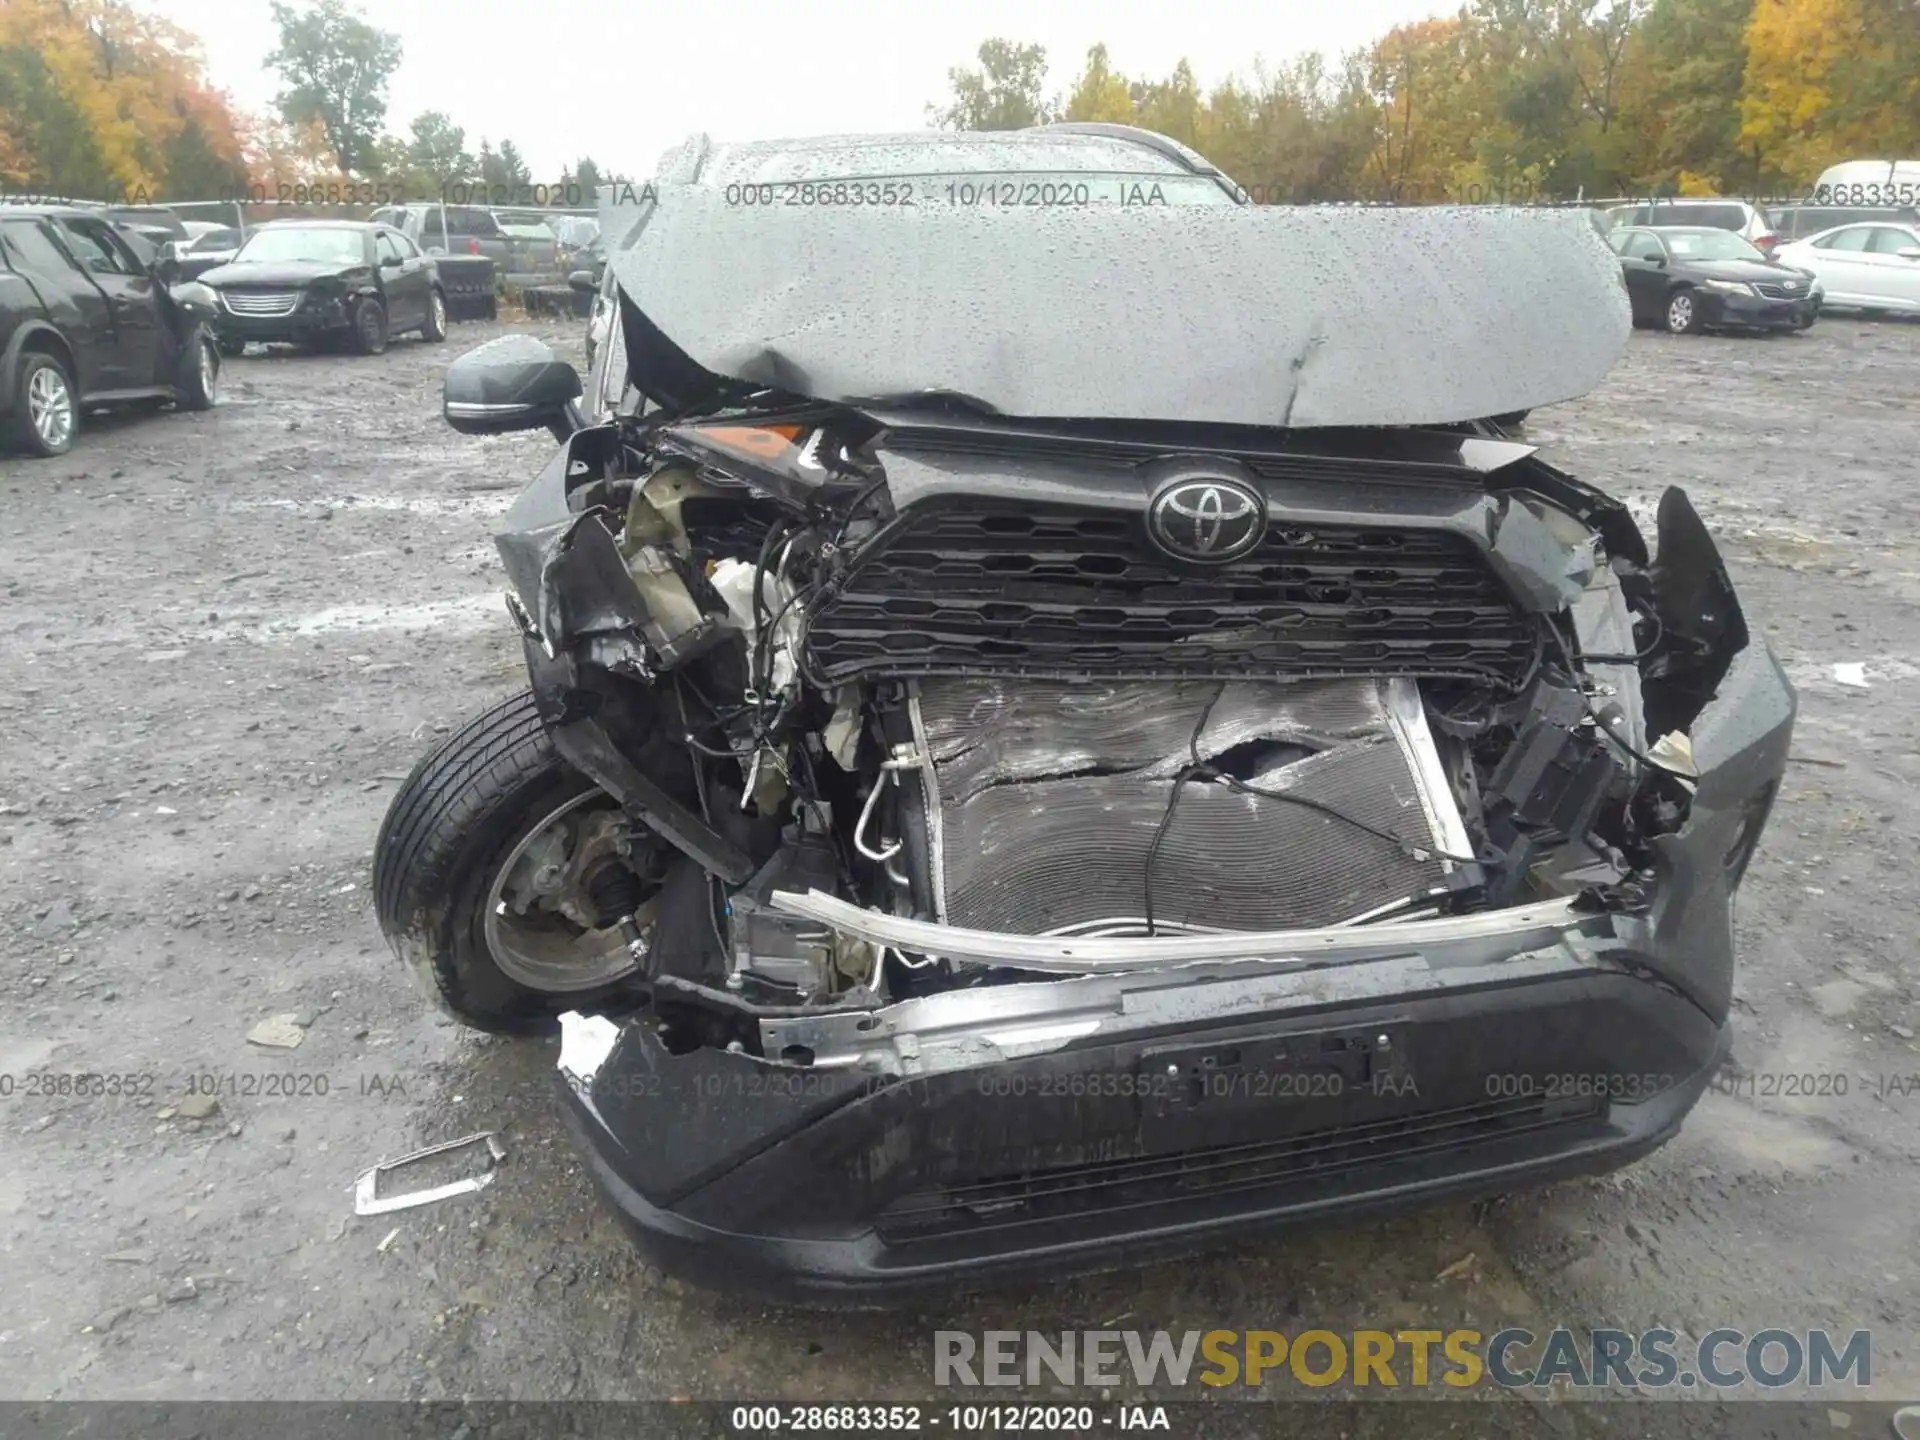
xmin=559 ymin=950 xmax=1729 ymax=1305
xmin=1701 ymin=290 xmax=1819 ymax=330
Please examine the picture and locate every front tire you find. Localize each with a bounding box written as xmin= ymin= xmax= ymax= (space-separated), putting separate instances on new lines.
xmin=1664 ymin=289 xmax=1701 ymax=334
xmin=421 ymin=288 xmax=448 ymax=342
xmin=174 ymin=326 xmax=218 ymax=411
xmin=350 ymin=297 xmax=389 ymax=355
xmin=373 ymin=691 xmax=650 ymax=1033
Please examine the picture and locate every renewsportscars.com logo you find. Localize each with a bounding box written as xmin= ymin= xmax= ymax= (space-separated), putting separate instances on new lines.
xmin=934 ymin=1328 xmax=1872 ymax=1392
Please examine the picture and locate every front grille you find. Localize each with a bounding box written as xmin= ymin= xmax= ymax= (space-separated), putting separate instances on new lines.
xmin=1752 ymin=281 xmax=1807 ymax=299
xmin=875 ymin=1094 xmax=1605 ymax=1241
xmin=220 ymin=289 xmax=301 ymax=316
xmin=807 ymin=502 xmax=1536 ymax=685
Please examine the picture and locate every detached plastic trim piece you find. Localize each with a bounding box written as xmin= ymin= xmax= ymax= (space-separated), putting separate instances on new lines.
xmin=352 ymin=1132 xmax=506 ymax=1215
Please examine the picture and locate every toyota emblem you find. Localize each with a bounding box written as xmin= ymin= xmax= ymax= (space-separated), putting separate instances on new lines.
xmin=1147 ymin=476 xmax=1267 ymax=562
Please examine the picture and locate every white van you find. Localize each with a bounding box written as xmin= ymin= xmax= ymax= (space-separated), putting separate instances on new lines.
xmin=1812 ymin=160 xmax=1920 ymax=206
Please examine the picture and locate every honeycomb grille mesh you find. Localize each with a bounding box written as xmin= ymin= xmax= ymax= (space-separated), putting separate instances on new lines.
xmin=808 ymin=502 xmax=1534 ymax=684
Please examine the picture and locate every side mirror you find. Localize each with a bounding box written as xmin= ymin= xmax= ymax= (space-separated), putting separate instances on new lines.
xmin=1899 ymin=246 xmax=1920 ymax=261
xmin=152 ymin=252 xmax=181 ymax=283
xmin=568 ymin=269 xmax=597 ymax=294
xmin=1649 ymin=254 xmax=1666 ymax=267
xmin=443 ymin=334 xmax=584 ymax=442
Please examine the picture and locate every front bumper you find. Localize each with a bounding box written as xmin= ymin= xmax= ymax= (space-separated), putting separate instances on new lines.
xmin=213 ymin=294 xmax=351 ymax=343
xmin=557 ymin=622 xmax=1792 ymax=1304
xmin=563 ymin=943 xmax=1730 ymax=1304
xmin=1701 ymin=289 xmax=1819 ymax=329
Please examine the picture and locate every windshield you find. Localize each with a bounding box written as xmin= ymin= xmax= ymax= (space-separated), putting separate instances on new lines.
xmin=188 ymin=228 xmax=239 ymax=253
xmin=1660 ymin=229 xmax=1764 ymax=261
xmin=234 ymin=227 xmax=366 ymax=265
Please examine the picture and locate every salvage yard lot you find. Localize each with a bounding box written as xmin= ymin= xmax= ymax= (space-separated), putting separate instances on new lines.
xmin=2 ymin=319 xmax=1918 ymax=1429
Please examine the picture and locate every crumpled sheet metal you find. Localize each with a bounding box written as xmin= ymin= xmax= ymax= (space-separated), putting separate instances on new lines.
xmin=913 ymin=677 xmax=1447 ymax=934
xmin=603 ymin=183 xmax=1630 ymax=428
xmin=915 ymin=677 xmax=1391 ymax=803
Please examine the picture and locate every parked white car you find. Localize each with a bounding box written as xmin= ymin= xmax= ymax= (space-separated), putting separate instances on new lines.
xmin=1774 ymin=221 xmax=1920 ymax=315
xmin=1601 ymin=198 xmax=1777 ymax=250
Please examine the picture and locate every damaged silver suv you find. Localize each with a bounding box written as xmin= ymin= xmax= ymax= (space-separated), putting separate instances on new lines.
xmin=373 ymin=125 xmax=1794 ymax=1304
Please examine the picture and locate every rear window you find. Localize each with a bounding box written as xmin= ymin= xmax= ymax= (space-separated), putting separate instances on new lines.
xmin=102 ymin=206 xmax=187 ymax=238
xmin=1777 ymin=205 xmax=1920 ymax=239
xmin=441 ymin=207 xmax=502 ymax=238
xmin=1645 ymin=202 xmax=1748 ymax=231
xmin=394 ymin=206 xmax=503 ymax=243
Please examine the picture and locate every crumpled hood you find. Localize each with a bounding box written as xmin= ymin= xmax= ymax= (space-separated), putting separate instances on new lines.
xmin=600 ymin=184 xmax=1632 ymax=428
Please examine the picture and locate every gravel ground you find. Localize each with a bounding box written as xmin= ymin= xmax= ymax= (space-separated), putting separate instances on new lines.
xmin=0 ymin=316 xmax=1916 ymax=1436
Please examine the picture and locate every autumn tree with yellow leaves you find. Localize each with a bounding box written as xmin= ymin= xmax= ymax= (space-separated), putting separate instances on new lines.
xmin=1738 ymin=0 xmax=1920 ymax=182
xmin=942 ymin=0 xmax=1920 ymax=200
xmin=0 ymin=0 xmax=248 ymax=199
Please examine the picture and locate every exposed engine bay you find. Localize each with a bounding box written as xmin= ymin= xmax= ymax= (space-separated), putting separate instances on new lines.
xmin=490 ymin=400 xmax=1739 ymax=1059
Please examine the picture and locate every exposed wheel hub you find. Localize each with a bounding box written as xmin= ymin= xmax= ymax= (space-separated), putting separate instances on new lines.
xmin=484 ymin=794 xmax=660 ymax=992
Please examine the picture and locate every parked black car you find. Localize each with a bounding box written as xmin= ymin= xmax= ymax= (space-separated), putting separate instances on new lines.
xmin=196 ymin=219 xmax=447 ymax=356
xmin=373 ymin=127 xmax=1791 ymax=1304
xmin=0 ymin=203 xmax=221 ymax=457
xmin=1610 ymin=225 xmax=1819 ymax=333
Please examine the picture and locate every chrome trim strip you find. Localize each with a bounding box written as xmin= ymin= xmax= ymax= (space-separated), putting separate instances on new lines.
xmin=767 ymin=888 xmax=1584 ymax=971
xmin=445 ymin=400 xmax=538 ymax=416
xmin=1384 ymin=677 xmax=1474 ymax=870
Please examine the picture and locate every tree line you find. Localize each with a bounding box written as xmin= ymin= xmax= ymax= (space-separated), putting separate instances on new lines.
xmin=8 ymin=0 xmax=1917 ymax=207
xmin=0 ymin=0 xmax=609 ymax=205
xmin=932 ymin=0 xmax=1920 ymax=202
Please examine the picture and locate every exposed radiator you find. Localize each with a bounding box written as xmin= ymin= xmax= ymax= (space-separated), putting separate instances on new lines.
xmin=907 ymin=676 xmax=1469 ymax=936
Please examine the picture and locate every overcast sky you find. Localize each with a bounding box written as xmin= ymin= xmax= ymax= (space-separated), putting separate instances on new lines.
xmin=153 ymin=0 xmax=1450 ymax=179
